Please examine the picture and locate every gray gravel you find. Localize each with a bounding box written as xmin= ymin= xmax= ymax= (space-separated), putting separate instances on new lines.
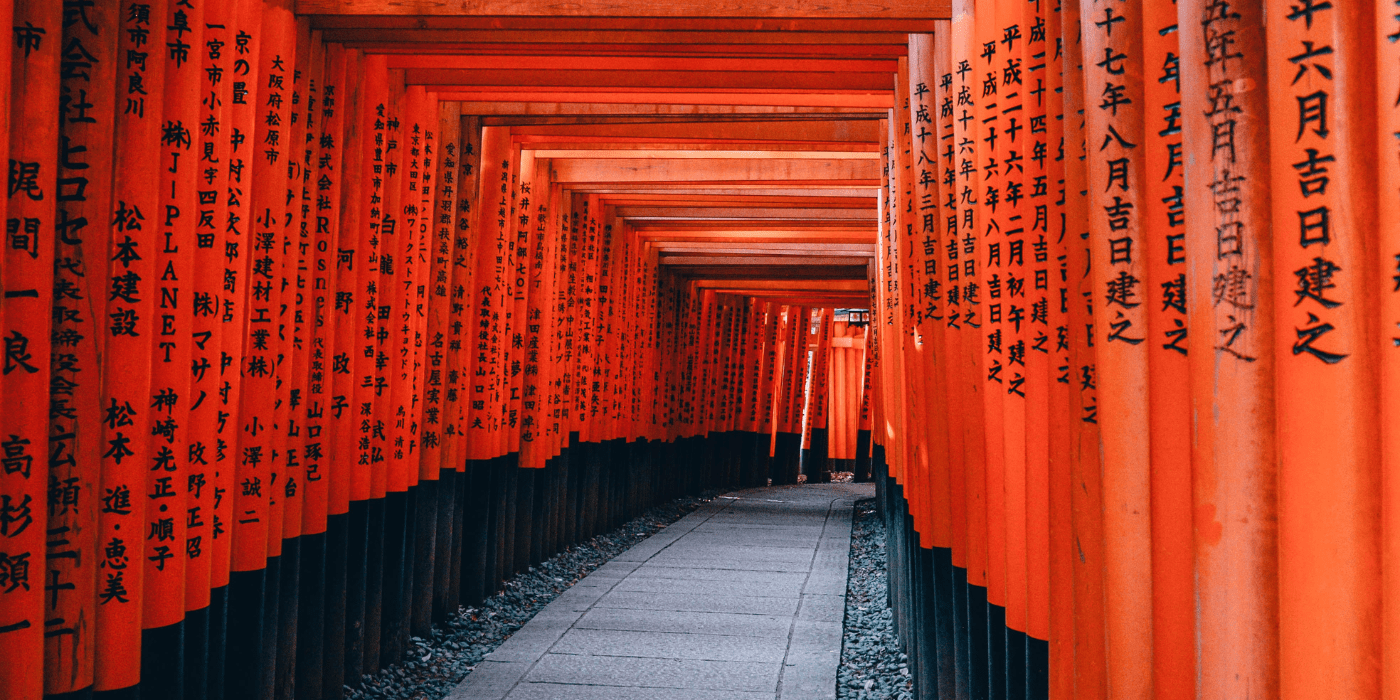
xmin=345 ymin=489 xmax=721 ymax=700
xmin=838 ymin=499 xmax=914 ymax=700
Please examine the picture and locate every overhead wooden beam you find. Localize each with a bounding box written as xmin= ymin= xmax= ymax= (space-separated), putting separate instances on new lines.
xmin=387 ymin=54 xmax=898 ymax=73
xmin=445 ymin=91 xmax=894 ymax=108
xmin=689 ymin=279 xmax=869 ymax=290
xmin=571 ymin=187 xmax=879 ymax=197
xmin=465 ymin=105 xmax=882 ymax=118
xmin=319 ymin=29 xmax=914 ymax=47
xmin=664 ymin=265 xmax=868 ymax=279
xmin=632 ymin=223 xmax=878 ymax=233
xmin=653 ymin=244 xmax=875 ymax=255
xmin=550 ymin=157 xmax=879 ymax=184
xmin=660 ymin=252 xmax=868 ymax=263
xmin=410 ymin=68 xmax=894 ymax=91
xmin=301 ymin=6 xmax=950 ymax=22
xmin=512 ymin=118 xmax=881 ymax=141
xmin=523 ymin=142 xmax=877 ymax=153
xmin=599 ymin=193 xmax=877 ymax=205
xmin=532 ymin=149 xmax=877 ymax=159
xmin=616 ymin=206 xmax=875 ymax=220
xmin=360 ymin=42 xmax=909 ymax=57
xmin=735 ymin=295 xmax=869 ymax=306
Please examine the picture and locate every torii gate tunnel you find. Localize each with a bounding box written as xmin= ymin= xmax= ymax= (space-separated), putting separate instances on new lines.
xmin=0 ymin=0 xmax=1397 ymax=698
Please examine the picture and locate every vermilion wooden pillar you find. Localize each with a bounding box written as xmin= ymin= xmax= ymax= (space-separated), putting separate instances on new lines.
xmin=891 ymin=57 xmax=922 ymax=544
xmin=47 ymin=0 xmax=117 ymax=695
xmin=1176 ymin=0 xmax=1279 ymax=696
xmin=448 ymin=115 xmax=482 ymax=606
xmin=299 ymin=33 xmax=342 ymax=700
xmin=1 ymin=2 xmax=57 ymax=698
xmin=326 ymin=47 xmax=366 ymax=694
xmin=990 ymin=0 xmax=1030 ymax=681
xmin=141 ymin=1 xmax=204 ymax=694
xmin=96 ymin=1 xmax=168 ymax=695
xmin=970 ymin=4 xmax=1011 ymax=694
xmin=223 ymin=1 xmax=271 ymax=696
xmin=251 ymin=4 xmax=297 ymax=696
xmin=1136 ymin=2 xmax=1194 ymax=698
xmin=1042 ymin=0 xmax=1075 ymax=693
xmin=420 ymin=100 xmax=461 ymax=630
xmin=807 ymin=308 xmax=832 ymax=482
xmin=1080 ymin=0 xmax=1154 ymax=691
xmin=188 ymin=6 xmax=236 ymax=699
xmin=1061 ymin=0 xmax=1106 ymax=696
xmin=1380 ymin=4 xmax=1400 ymax=698
xmin=364 ymin=64 xmax=405 ymax=675
xmin=420 ymin=102 xmax=459 ymax=484
xmin=950 ymin=1 xmax=990 ymax=695
xmin=1267 ymin=3 xmax=1382 ymax=698
xmin=467 ymin=126 xmax=512 ymax=463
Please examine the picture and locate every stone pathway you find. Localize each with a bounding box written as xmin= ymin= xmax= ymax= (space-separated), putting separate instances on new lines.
xmin=446 ymin=482 xmax=874 ymax=700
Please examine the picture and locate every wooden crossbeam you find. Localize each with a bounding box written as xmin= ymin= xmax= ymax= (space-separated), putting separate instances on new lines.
xmin=360 ymin=42 xmax=909 ymax=57
xmin=616 ymin=207 xmax=875 ymax=220
xmin=444 ymin=91 xmax=894 ymax=107
xmin=411 ymin=68 xmax=894 ymax=91
xmin=533 ymin=149 xmax=877 ymax=159
xmin=387 ymin=54 xmax=898 ymax=73
xmin=550 ymin=157 xmax=879 ymax=183
xmin=301 ymin=6 xmax=950 ymax=22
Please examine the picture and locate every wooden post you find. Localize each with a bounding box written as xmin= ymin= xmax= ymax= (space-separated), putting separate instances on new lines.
xmin=1267 ymin=2 xmax=1382 ymax=698
xmin=1177 ymin=0 xmax=1279 ymax=695
xmin=1139 ymin=2 xmax=1193 ymax=698
xmin=1080 ymin=0 xmax=1154 ymax=693
xmin=96 ymin=0 xmax=168 ymax=693
xmin=46 ymin=0 xmax=117 ymax=694
xmin=1062 ymin=0 xmax=1106 ymax=695
xmin=1043 ymin=0 xmax=1075 ymax=693
xmin=1 ymin=2 xmax=57 ymax=698
xmin=1379 ymin=3 xmax=1400 ymax=698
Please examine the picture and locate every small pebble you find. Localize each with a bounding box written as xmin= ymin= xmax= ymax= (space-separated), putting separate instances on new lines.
xmin=837 ymin=499 xmax=915 ymax=700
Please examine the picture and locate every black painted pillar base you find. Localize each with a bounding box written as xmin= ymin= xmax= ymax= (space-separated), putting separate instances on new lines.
xmin=47 ymin=686 xmax=95 ymax=700
xmin=460 ymin=460 xmax=489 ymax=606
xmin=1028 ymin=636 xmax=1049 ymax=700
xmin=448 ymin=467 xmax=467 ymax=613
xmin=209 ymin=584 xmax=229 ymax=700
xmin=968 ymin=583 xmax=990 ymax=700
xmin=412 ymin=479 xmax=440 ymax=636
xmin=275 ymin=537 xmax=301 ymax=700
xmin=260 ymin=553 xmax=281 ymax=700
xmin=91 ymin=687 xmax=137 ymax=700
xmin=184 ymin=605 xmax=209 ymax=700
xmin=322 ymin=511 xmax=349 ymax=700
xmin=772 ymin=431 xmax=801 ymax=484
xmin=363 ymin=497 xmax=386 ymax=675
xmin=142 ymin=619 xmax=184 ymax=700
xmin=431 ymin=471 xmax=456 ymax=625
xmin=343 ymin=499 xmax=370 ymax=688
xmin=951 ymin=564 xmax=972 ymax=700
xmin=225 ymin=567 xmax=266 ymax=700
xmin=808 ymin=427 xmax=831 ymax=483
xmin=298 ymin=531 xmax=327 ymax=700
xmin=933 ymin=548 xmax=956 ymax=700
xmin=988 ymin=603 xmax=1007 ymax=700
xmin=1006 ymin=627 xmax=1026 ymax=700
xmin=854 ymin=429 xmax=872 ymax=482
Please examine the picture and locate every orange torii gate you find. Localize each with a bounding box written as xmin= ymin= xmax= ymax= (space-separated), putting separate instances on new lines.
xmin=3 ymin=1 xmax=1400 ymax=699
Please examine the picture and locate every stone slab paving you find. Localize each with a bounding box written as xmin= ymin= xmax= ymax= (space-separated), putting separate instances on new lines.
xmin=446 ymin=482 xmax=875 ymax=700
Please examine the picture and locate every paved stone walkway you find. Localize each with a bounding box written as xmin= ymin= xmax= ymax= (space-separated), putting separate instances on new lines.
xmin=447 ymin=482 xmax=873 ymax=700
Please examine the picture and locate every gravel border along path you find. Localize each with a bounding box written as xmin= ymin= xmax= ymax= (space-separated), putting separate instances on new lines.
xmin=837 ymin=498 xmax=914 ymax=700
xmin=345 ymin=489 xmax=721 ymax=700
